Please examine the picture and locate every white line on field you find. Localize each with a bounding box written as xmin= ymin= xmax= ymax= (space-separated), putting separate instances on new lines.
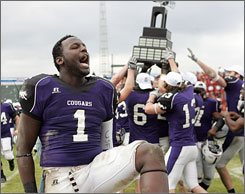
xmin=214 ymin=167 xmax=243 ymax=181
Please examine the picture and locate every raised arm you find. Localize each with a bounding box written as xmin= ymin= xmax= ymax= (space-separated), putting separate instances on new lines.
xmin=187 ymin=48 xmax=227 ymax=87
xmin=110 ymin=64 xmax=128 ymax=86
xmin=162 ymin=48 xmax=179 ymax=73
xmin=118 ymin=56 xmax=137 ymax=103
xmin=16 ymin=113 xmax=41 ymax=193
xmin=157 ymin=48 xmax=178 ymax=92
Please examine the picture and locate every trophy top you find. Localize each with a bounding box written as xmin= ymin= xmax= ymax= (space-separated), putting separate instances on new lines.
xmin=152 ymin=1 xmax=175 ymax=9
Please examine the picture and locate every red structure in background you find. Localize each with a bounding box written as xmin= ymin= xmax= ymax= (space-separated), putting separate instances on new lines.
xmin=195 ymin=72 xmax=227 ymax=111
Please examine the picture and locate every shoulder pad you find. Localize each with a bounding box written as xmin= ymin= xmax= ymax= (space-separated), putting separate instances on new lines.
xmin=19 ymin=74 xmax=50 ymax=120
xmin=157 ymin=91 xmax=177 ymax=111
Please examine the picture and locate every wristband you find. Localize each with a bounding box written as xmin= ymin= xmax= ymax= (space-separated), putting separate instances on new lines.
xmin=146 ymin=100 xmax=154 ymax=104
xmin=212 ymin=75 xmax=220 ymax=82
xmin=128 ymin=63 xmax=136 ymax=70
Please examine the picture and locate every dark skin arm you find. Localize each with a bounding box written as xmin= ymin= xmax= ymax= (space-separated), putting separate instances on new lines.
xmin=16 ymin=113 xmax=41 ymax=193
xmin=207 ymin=111 xmax=223 ymax=138
xmin=221 ymin=111 xmax=244 ymax=132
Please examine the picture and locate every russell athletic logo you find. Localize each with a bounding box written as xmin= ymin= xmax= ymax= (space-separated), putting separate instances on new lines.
xmin=52 ymin=87 xmax=61 ymax=94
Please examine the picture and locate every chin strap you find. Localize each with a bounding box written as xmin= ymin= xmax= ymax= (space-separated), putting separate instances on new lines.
xmin=141 ymin=169 xmax=168 ymax=176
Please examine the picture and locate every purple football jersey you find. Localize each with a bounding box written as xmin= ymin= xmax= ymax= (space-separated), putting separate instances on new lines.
xmin=158 ymin=86 xmax=196 ymax=146
xmin=113 ymin=101 xmax=131 ymax=147
xmin=125 ymin=89 xmax=160 ymax=144
xmin=115 ymin=101 xmax=130 ymax=133
xmin=1 ymin=103 xmax=17 ymax=138
xmin=19 ymin=74 xmax=118 ymax=167
xmin=225 ymin=76 xmax=243 ymax=112
xmin=192 ymin=93 xmax=204 ymax=142
xmin=194 ymin=97 xmax=218 ymax=142
xmin=157 ymin=113 xmax=169 ymax=138
xmin=224 ymin=76 xmax=243 ymax=137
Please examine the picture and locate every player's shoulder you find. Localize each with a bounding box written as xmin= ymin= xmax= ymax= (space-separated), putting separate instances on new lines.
xmin=23 ymin=73 xmax=53 ymax=87
xmin=205 ymin=97 xmax=218 ymax=107
xmin=19 ymin=74 xmax=53 ymax=101
xmin=88 ymin=75 xmax=116 ymax=90
xmin=1 ymin=102 xmax=11 ymax=110
xmin=159 ymin=90 xmax=178 ymax=103
xmin=206 ymin=97 xmax=217 ymax=102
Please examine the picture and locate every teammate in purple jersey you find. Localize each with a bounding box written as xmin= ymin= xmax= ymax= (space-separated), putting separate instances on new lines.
xmin=145 ymin=49 xmax=207 ymax=193
xmin=220 ymin=84 xmax=244 ymax=186
xmin=193 ymin=81 xmax=224 ymax=190
xmin=220 ymin=84 xmax=244 ymax=133
xmin=16 ymin=35 xmax=168 ymax=193
xmin=153 ymin=75 xmax=170 ymax=156
xmin=125 ymin=72 xmax=167 ymax=192
xmin=187 ymin=48 xmax=244 ymax=193
xmin=5 ymin=99 xmax=19 ymax=143
xmin=1 ymin=102 xmax=20 ymax=182
xmin=126 ymin=72 xmax=161 ymax=144
xmin=109 ymin=59 xmax=136 ymax=147
xmin=180 ymin=71 xmax=203 ymax=144
xmin=115 ymin=101 xmax=130 ymax=146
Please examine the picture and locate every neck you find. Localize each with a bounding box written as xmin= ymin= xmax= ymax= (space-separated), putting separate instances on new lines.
xmin=59 ymin=73 xmax=87 ymax=87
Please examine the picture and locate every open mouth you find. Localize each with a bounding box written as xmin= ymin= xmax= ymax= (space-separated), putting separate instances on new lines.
xmin=79 ymin=53 xmax=89 ymax=64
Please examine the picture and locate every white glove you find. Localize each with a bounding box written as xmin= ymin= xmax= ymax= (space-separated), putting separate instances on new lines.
xmin=187 ymin=48 xmax=198 ymax=62
xmin=127 ymin=56 xmax=137 ymax=70
xmin=162 ymin=47 xmax=174 ymax=61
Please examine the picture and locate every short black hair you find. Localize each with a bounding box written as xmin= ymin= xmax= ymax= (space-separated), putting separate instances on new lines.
xmin=52 ymin=35 xmax=75 ymax=71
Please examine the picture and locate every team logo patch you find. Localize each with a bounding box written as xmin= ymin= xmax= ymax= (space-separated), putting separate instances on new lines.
xmin=19 ymin=90 xmax=28 ymax=100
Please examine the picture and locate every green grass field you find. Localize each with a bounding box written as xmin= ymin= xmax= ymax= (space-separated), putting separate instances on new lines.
xmin=1 ymin=145 xmax=244 ymax=193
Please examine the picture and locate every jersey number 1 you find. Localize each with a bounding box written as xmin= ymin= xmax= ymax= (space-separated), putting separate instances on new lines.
xmin=182 ymin=98 xmax=195 ymax=128
xmin=73 ymin=110 xmax=88 ymax=142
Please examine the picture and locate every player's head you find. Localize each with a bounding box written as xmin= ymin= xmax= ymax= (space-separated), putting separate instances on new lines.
xmin=52 ymin=35 xmax=90 ymax=77
xmin=52 ymin=35 xmax=74 ymax=71
xmin=224 ymin=65 xmax=244 ymax=79
xmin=136 ymin=73 xmax=152 ymax=90
xmin=180 ymin=72 xmax=197 ymax=86
xmin=160 ymin=72 xmax=182 ymax=92
xmin=5 ymin=99 xmax=13 ymax=104
xmin=194 ymin=81 xmax=206 ymax=96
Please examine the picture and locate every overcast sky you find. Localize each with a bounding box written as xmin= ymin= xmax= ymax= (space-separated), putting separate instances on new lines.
xmin=1 ymin=1 xmax=244 ymax=78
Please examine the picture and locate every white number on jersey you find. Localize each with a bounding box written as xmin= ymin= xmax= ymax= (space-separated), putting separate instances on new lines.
xmin=133 ymin=104 xmax=147 ymax=126
xmin=73 ymin=110 xmax=88 ymax=142
xmin=194 ymin=109 xmax=204 ymax=127
xmin=1 ymin=112 xmax=8 ymax=125
xmin=162 ymin=92 xmax=173 ymax=99
xmin=183 ymin=98 xmax=195 ymax=128
xmin=115 ymin=101 xmax=128 ymax=119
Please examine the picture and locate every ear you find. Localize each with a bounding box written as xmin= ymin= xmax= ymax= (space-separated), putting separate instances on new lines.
xmin=56 ymin=56 xmax=64 ymax=65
